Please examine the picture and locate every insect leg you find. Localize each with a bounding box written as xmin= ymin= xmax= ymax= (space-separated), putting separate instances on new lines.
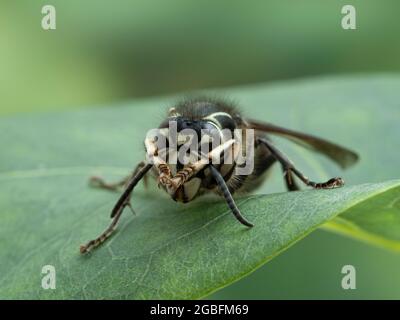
xmin=281 ymin=164 xmax=300 ymax=191
xmin=89 ymin=161 xmax=148 ymax=191
xmin=171 ymin=139 xmax=236 ymax=189
xmin=258 ymin=137 xmax=344 ymax=189
xmin=209 ymin=165 xmax=253 ymax=227
xmin=145 ymin=137 xmax=175 ymax=188
xmin=80 ymin=162 xmax=153 ymax=254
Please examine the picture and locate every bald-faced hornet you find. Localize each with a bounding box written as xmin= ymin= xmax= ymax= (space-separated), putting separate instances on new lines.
xmin=80 ymin=97 xmax=358 ymax=254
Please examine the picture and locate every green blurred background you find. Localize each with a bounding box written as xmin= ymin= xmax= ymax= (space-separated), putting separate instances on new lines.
xmin=1 ymin=1 xmax=400 ymax=298
xmin=2 ymin=0 xmax=400 ymax=115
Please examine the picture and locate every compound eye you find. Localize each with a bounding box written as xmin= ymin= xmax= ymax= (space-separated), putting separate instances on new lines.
xmin=201 ymin=121 xmax=219 ymax=132
xmin=217 ymin=116 xmax=235 ymax=131
xmin=198 ymin=121 xmax=221 ymax=149
xmin=203 ymin=113 xmax=236 ymax=131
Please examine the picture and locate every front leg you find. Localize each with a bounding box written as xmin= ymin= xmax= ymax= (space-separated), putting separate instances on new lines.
xmin=155 ymin=139 xmax=237 ymax=196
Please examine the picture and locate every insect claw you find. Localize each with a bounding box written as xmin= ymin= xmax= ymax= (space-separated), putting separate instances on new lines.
xmin=331 ymin=177 xmax=345 ymax=187
xmin=80 ymin=245 xmax=89 ymax=254
xmin=89 ymin=176 xmax=105 ymax=188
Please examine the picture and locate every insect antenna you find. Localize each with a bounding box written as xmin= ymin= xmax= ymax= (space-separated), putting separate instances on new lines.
xmin=209 ymin=165 xmax=253 ymax=227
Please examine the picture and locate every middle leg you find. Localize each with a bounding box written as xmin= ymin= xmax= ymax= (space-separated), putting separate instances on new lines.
xmin=89 ymin=161 xmax=148 ymax=191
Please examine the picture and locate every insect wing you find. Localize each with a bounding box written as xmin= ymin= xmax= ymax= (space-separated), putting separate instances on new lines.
xmin=247 ymin=119 xmax=359 ymax=169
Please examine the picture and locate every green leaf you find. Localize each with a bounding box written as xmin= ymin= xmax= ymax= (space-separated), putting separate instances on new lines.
xmin=0 ymin=75 xmax=399 ymax=299
xmin=323 ymin=185 xmax=400 ymax=251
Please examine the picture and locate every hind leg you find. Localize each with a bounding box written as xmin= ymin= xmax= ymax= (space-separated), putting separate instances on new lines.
xmin=240 ymin=142 xmax=301 ymax=192
xmin=258 ymin=137 xmax=344 ymax=189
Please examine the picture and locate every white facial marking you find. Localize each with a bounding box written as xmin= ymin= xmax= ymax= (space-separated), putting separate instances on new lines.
xmin=203 ymin=112 xmax=232 ymax=128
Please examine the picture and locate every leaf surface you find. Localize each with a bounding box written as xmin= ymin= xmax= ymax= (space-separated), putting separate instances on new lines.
xmin=1 ymin=75 xmax=399 ymax=299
